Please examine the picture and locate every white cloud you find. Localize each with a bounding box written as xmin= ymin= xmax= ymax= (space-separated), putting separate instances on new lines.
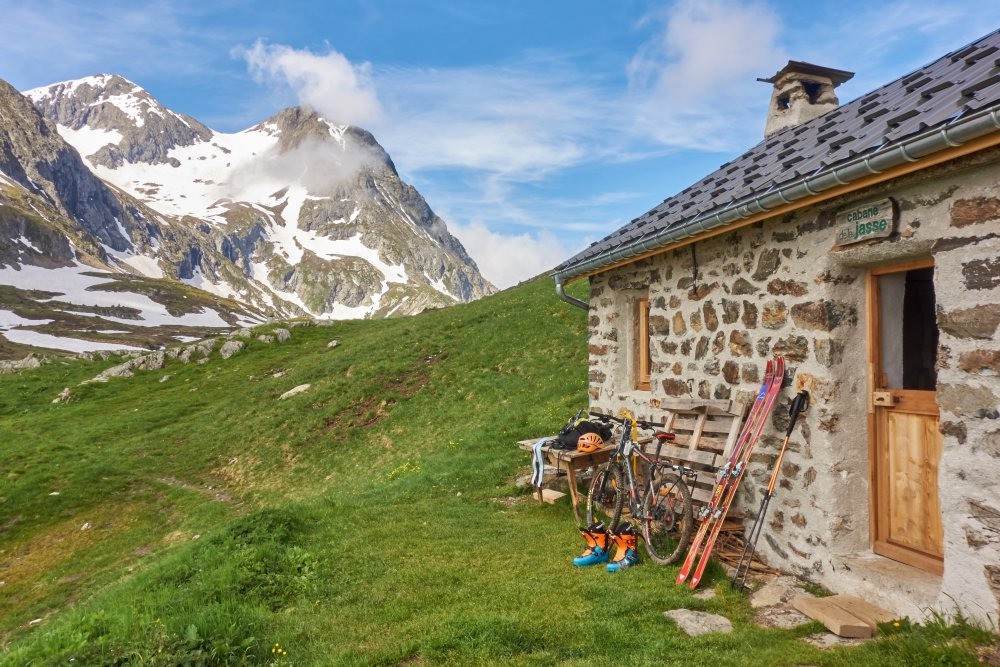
xmin=239 ymin=41 xmax=383 ymax=127
xmin=449 ymin=221 xmax=577 ymax=289
xmin=238 ymin=48 xmax=620 ymax=179
xmin=227 ymin=136 xmax=382 ymax=196
xmin=630 ymin=0 xmax=782 ymax=106
xmin=373 ymin=62 xmax=611 ymax=178
xmin=627 ymin=0 xmax=785 ymax=148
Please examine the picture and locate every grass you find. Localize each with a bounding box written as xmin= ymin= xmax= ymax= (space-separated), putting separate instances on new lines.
xmin=0 ymin=276 xmax=995 ymax=665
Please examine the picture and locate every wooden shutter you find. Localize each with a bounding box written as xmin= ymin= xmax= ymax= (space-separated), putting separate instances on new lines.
xmin=637 ymin=297 xmax=651 ymax=390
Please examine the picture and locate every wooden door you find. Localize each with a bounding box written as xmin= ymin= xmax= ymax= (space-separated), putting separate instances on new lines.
xmin=867 ymin=260 xmax=944 ymax=575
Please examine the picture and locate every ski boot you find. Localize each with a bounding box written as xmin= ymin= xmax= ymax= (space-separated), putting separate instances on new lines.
xmin=606 ymin=523 xmax=639 ymax=572
xmin=573 ymin=521 xmax=610 ymax=566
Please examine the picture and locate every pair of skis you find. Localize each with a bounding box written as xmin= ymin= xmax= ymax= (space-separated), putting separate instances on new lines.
xmin=676 ymin=356 xmax=786 ymax=589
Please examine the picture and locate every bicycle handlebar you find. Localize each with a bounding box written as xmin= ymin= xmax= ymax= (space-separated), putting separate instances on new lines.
xmin=589 ymin=411 xmax=663 ymax=432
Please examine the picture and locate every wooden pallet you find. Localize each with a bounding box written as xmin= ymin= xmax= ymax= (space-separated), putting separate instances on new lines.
xmin=628 ymin=399 xmax=749 ymax=509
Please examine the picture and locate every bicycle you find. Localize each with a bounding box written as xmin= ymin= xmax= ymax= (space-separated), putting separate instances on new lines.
xmin=585 ymin=409 xmax=695 ymax=565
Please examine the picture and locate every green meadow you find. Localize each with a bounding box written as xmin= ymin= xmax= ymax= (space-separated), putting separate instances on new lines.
xmin=0 ymin=277 xmax=993 ymax=665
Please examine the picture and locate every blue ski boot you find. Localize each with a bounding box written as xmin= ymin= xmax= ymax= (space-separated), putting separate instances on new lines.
xmin=606 ymin=524 xmax=639 ymax=572
xmin=573 ymin=522 xmax=610 ymax=566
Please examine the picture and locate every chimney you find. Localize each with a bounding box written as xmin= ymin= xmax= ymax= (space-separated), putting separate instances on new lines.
xmin=758 ymin=61 xmax=854 ymax=138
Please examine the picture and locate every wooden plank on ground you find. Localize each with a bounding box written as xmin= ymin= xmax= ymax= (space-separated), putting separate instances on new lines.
xmin=826 ymin=595 xmax=897 ymax=627
xmin=540 ymin=489 xmax=566 ymax=504
xmin=792 ymin=596 xmax=873 ymax=638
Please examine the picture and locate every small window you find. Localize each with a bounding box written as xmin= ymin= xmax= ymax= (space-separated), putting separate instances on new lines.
xmin=636 ymin=297 xmax=651 ymax=391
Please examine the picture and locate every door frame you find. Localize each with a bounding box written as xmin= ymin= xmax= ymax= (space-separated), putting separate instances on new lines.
xmin=865 ymin=257 xmax=944 ymax=575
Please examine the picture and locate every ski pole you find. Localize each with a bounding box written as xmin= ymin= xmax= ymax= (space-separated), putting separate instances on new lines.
xmin=731 ymin=390 xmax=809 ymax=589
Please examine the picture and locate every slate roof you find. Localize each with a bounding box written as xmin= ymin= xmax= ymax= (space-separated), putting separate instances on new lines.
xmin=556 ymin=28 xmax=1000 ymax=276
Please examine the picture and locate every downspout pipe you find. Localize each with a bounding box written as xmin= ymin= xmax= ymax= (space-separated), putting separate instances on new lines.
xmin=556 ymin=279 xmax=589 ymax=310
xmin=552 ymin=104 xmax=1000 ymax=292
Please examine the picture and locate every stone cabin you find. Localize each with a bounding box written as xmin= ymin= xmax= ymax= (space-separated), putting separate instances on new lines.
xmin=553 ymin=29 xmax=1000 ymax=624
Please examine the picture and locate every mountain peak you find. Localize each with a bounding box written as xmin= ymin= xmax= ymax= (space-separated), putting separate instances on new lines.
xmin=24 ymin=73 xmax=134 ymax=100
xmin=259 ymin=106 xmax=395 ymax=174
xmin=24 ymin=73 xmax=212 ymax=167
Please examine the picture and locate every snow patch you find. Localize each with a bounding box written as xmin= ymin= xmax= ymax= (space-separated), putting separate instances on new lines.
xmin=426 ymin=274 xmax=456 ymax=300
xmin=385 ymin=296 xmax=410 ymax=317
xmin=57 ymin=124 xmax=123 ymax=158
xmin=322 ymin=120 xmax=348 ymax=149
xmin=0 ymin=309 xmax=52 ymax=328
xmin=0 ymin=167 xmax=16 ymax=187
xmin=109 ymin=216 xmax=133 ymax=250
xmin=181 ymin=266 xmax=240 ymax=301
xmin=0 ymin=309 xmax=146 ymax=353
xmin=1 ymin=328 xmax=146 ymax=353
xmin=0 ymin=262 xmax=230 ymax=328
xmin=115 ymin=252 xmax=164 ymax=279
xmin=16 ymin=236 xmax=42 ymax=253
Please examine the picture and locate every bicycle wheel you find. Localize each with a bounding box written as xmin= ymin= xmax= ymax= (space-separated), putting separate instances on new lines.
xmin=640 ymin=471 xmax=693 ymax=565
xmin=586 ymin=462 xmax=625 ymax=529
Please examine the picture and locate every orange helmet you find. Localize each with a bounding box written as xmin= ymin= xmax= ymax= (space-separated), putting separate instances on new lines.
xmin=577 ymin=432 xmax=605 ymax=453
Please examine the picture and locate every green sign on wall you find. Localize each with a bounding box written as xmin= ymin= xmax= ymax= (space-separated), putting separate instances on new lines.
xmin=835 ymin=198 xmax=896 ymax=246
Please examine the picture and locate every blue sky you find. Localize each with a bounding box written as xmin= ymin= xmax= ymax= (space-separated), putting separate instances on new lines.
xmin=3 ymin=1 xmax=1000 ymax=287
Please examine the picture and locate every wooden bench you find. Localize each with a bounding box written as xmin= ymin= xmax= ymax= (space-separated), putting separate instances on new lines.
xmin=518 ymin=398 xmax=749 ymax=522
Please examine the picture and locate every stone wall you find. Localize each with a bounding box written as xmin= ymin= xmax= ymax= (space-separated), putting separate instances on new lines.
xmin=585 ymin=150 xmax=1000 ymax=624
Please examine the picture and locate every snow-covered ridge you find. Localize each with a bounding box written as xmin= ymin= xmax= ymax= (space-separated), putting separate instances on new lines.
xmin=85 ymin=123 xmax=281 ymax=221
xmin=23 ymin=73 xmax=119 ymax=102
xmin=25 ymin=74 xmax=194 ymax=137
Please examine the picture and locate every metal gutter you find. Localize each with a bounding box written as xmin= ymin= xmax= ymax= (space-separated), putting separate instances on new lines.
xmin=556 ymin=280 xmax=589 ymax=310
xmin=553 ymin=104 xmax=1000 ymax=300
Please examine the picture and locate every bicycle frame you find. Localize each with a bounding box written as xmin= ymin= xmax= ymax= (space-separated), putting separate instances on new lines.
xmin=597 ymin=411 xmax=670 ymax=521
